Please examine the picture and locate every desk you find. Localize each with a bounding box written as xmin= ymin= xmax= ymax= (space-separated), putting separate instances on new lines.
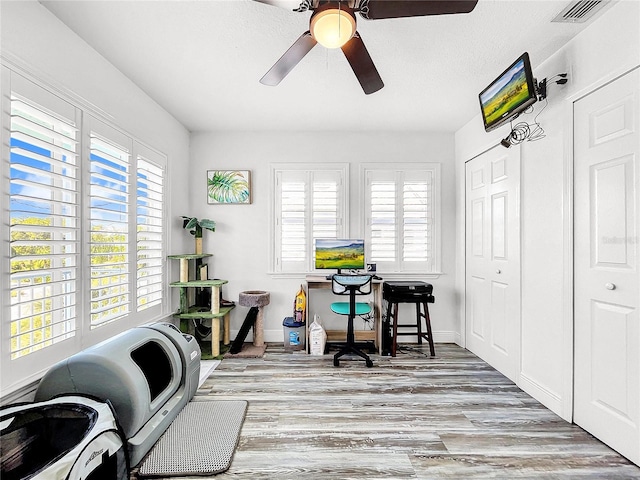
xmin=305 ymin=275 xmax=383 ymax=354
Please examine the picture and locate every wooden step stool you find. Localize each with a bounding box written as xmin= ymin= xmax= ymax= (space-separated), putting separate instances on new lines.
xmin=383 ymin=281 xmax=435 ymax=357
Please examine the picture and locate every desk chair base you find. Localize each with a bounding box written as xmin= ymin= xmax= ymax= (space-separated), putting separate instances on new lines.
xmin=333 ymin=342 xmax=375 ymax=368
xmin=334 ymin=344 xmax=374 ymax=368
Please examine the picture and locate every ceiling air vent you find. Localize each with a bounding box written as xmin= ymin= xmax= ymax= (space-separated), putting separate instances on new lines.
xmin=552 ymin=0 xmax=611 ymax=23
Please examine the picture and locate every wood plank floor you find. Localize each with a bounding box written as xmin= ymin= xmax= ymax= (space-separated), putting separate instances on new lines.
xmin=192 ymin=343 xmax=640 ymax=479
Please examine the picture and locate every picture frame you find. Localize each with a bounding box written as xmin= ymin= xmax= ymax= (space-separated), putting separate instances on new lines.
xmin=206 ymin=170 xmax=251 ymax=204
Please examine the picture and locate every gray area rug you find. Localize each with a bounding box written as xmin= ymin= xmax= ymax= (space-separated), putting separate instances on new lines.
xmin=138 ymin=399 xmax=247 ymax=477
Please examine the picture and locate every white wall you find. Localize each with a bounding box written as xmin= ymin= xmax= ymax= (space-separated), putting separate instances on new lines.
xmin=454 ymin=0 xmax=640 ymax=419
xmin=1 ymin=0 xmax=191 ymax=256
xmin=189 ymin=131 xmax=458 ymax=343
xmin=0 ymin=0 xmax=190 ymax=397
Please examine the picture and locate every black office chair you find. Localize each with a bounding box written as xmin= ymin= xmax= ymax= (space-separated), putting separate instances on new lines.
xmin=330 ymin=274 xmax=374 ymax=367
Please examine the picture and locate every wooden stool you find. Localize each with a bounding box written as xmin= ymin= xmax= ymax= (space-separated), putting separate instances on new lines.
xmin=383 ymin=281 xmax=435 ymax=357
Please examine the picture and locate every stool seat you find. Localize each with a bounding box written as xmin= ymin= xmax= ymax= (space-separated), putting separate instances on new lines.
xmin=331 ymin=302 xmax=371 ymax=316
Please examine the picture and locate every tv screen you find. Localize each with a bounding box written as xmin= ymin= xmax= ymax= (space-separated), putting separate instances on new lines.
xmin=479 ymin=52 xmax=537 ymax=132
xmin=315 ymin=239 xmax=365 ymax=271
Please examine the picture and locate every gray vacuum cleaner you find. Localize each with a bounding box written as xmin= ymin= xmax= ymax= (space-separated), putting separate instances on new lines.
xmin=34 ymin=322 xmax=201 ymax=467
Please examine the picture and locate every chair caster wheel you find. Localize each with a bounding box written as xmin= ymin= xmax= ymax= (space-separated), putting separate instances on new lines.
xmin=366 ymin=360 xmax=373 ymax=368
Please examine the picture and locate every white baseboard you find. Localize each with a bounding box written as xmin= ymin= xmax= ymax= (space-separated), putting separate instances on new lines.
xmin=241 ymin=329 xmax=458 ymax=344
xmin=518 ymin=372 xmax=564 ymax=418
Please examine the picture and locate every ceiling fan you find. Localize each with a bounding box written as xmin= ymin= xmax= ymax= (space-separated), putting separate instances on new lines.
xmin=257 ymin=0 xmax=478 ymax=94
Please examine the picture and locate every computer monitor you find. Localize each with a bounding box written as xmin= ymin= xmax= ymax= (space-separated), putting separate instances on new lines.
xmin=314 ymin=239 xmax=365 ymax=273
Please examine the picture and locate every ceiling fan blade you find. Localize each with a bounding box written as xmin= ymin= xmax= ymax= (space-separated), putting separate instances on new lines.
xmin=341 ymin=32 xmax=384 ymax=95
xmin=260 ymin=31 xmax=318 ymax=86
xmin=362 ymin=0 xmax=478 ymax=19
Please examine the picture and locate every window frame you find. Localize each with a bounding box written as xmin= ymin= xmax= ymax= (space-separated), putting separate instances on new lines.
xmin=269 ymin=162 xmax=349 ymax=276
xmin=1 ymin=66 xmax=169 ymax=393
xmin=361 ymin=162 xmax=442 ymax=275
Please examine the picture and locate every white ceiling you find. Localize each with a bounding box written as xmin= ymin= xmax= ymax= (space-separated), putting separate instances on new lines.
xmin=41 ymin=0 xmax=595 ymax=133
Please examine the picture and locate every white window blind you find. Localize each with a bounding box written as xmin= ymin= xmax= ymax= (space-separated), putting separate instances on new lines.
xmin=89 ymin=129 xmax=131 ymax=327
xmin=403 ymin=179 xmax=432 ymax=263
xmin=273 ymin=165 xmax=347 ymax=273
xmin=136 ymin=154 xmax=165 ymax=311
xmin=365 ymin=165 xmax=439 ymax=273
xmin=9 ymin=94 xmax=79 ymax=359
xmin=279 ymin=174 xmax=306 ymax=265
xmin=369 ymin=180 xmax=396 ymax=262
xmin=313 ymin=175 xmax=340 ymax=240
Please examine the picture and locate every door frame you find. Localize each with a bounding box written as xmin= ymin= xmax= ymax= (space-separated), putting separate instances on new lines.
xmin=564 ymin=63 xmax=640 ymax=422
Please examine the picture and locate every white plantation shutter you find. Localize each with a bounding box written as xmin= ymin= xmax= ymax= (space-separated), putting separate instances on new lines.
xmin=279 ymin=172 xmax=306 ymax=266
xmin=136 ymin=152 xmax=165 ymax=311
xmin=365 ymin=165 xmax=440 ymax=273
xmin=273 ymin=165 xmax=347 ymax=273
xmin=312 ymin=171 xmax=340 ymax=240
xmin=89 ymin=124 xmax=131 ymax=327
xmin=403 ymin=174 xmax=432 ymax=265
xmin=8 ymin=91 xmax=79 ymax=359
xmin=369 ymin=179 xmax=396 ymax=262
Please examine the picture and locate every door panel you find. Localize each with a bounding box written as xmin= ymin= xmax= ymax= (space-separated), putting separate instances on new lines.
xmin=591 ymin=300 xmax=634 ymax=419
xmin=491 ymin=281 xmax=508 ymax=354
xmin=470 ymin=275 xmax=487 ymax=340
xmin=574 ymin=68 xmax=639 ymax=464
xmin=492 ymin=193 xmax=507 ymax=260
xmin=465 ymin=146 xmax=521 ymax=382
xmin=592 ymin=156 xmax=634 ymax=267
xmin=472 ymin=199 xmax=484 ymax=257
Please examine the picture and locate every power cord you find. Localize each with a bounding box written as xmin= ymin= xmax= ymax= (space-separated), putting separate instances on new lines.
xmin=359 ymin=310 xmax=375 ymax=330
xmin=501 ymin=73 xmax=568 ymax=148
xmin=396 ymin=344 xmax=434 ymax=358
xmin=504 ymin=98 xmax=548 ymax=146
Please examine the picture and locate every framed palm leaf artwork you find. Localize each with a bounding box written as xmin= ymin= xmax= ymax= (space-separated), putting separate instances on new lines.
xmin=207 ymin=170 xmax=251 ymax=204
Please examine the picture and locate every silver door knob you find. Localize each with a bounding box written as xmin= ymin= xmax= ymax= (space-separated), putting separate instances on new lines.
xmin=605 ymin=283 xmax=616 ymax=290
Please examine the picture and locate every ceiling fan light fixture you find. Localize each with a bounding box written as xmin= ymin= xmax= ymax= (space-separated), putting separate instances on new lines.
xmin=310 ymin=7 xmax=356 ymax=49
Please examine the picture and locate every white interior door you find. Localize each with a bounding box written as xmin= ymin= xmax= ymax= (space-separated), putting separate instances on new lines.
xmin=574 ymin=68 xmax=640 ymax=464
xmin=465 ymin=145 xmax=521 ymax=382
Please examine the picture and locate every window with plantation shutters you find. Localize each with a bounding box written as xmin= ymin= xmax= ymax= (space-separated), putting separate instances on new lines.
xmin=136 ymin=152 xmax=165 ymax=311
xmin=2 ymin=69 xmax=168 ymax=394
xmin=89 ymin=125 xmax=131 ymax=327
xmin=272 ymin=164 xmax=348 ymax=273
xmin=8 ymin=92 xmax=79 ymax=359
xmin=364 ymin=164 xmax=440 ymax=273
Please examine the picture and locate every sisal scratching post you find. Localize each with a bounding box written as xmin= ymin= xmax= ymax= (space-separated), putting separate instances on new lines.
xmin=254 ymin=309 xmax=265 ymax=346
xmin=210 ymin=285 xmax=221 ymax=356
xmin=179 ymin=258 xmax=188 ymax=282
xmin=223 ymin=313 xmax=231 ymax=345
xmin=238 ymin=291 xmax=270 ymax=347
xmin=210 ymin=317 xmax=220 ymax=357
xmin=211 ymin=285 xmax=220 ymax=315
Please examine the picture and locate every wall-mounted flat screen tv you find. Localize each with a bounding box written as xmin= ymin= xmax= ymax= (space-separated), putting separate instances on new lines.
xmin=315 ymin=239 xmax=365 ymax=272
xmin=479 ymin=52 xmax=537 ymax=132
